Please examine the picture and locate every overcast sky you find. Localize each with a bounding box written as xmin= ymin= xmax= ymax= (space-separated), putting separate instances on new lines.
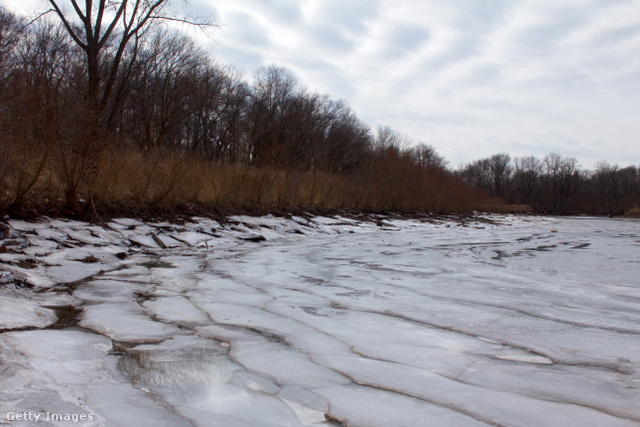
xmin=6 ymin=0 xmax=640 ymax=169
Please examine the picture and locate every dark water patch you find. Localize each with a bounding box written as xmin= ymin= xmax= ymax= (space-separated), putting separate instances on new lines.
xmin=302 ymin=306 xmax=330 ymax=317
xmin=323 ymin=414 xmax=347 ymax=426
xmin=16 ymin=259 xmax=38 ymax=269
xmin=571 ymin=243 xmax=591 ymax=249
xmin=301 ymin=276 xmax=325 ymax=285
xmin=531 ymin=244 xmax=557 ymax=251
xmin=139 ymin=260 xmax=175 ymax=269
xmin=213 ymin=325 xmax=285 ymax=346
xmin=4 ymin=276 xmax=35 ymax=290
xmin=336 ymin=290 xmax=370 ymax=297
xmin=286 ymin=228 xmax=305 ymax=235
xmin=0 ymin=326 xmax=39 ymax=334
xmin=213 ymin=324 xmax=289 ymax=346
xmin=492 ymin=250 xmax=508 ymax=260
xmin=133 ymin=291 xmax=154 ymax=303
xmin=45 ymin=305 xmax=82 ymax=330
xmin=239 ymin=234 xmax=266 ymax=243
xmin=110 ymin=340 xmax=144 ymax=356
xmin=44 ymin=281 xmax=83 ymax=295
xmin=492 ymin=250 xmax=533 ymax=260
xmin=364 ymin=263 xmax=399 ymax=272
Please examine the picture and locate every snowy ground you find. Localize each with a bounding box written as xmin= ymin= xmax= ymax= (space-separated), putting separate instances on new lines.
xmin=1 ymin=213 xmax=639 ymax=426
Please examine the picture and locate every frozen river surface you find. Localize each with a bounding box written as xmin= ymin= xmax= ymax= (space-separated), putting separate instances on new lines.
xmin=1 ymin=214 xmax=639 ymax=426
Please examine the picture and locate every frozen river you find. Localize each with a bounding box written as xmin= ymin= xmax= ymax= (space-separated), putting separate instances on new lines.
xmin=1 ymin=214 xmax=639 ymax=426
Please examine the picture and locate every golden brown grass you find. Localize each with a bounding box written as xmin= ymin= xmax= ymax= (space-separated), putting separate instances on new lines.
xmin=623 ymin=208 xmax=640 ymax=218
xmin=0 ymin=144 xmax=499 ymax=218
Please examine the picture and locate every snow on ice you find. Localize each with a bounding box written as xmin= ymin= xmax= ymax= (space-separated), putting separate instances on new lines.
xmin=1 ymin=214 xmax=639 ymax=426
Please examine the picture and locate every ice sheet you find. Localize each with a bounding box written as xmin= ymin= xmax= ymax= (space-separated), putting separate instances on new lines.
xmin=1 ymin=215 xmax=639 ymax=426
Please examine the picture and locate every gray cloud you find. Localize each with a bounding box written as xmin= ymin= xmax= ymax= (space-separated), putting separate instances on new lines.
xmin=306 ymin=24 xmax=357 ymax=54
xmin=311 ymin=0 xmax=381 ymax=35
xmin=377 ymin=24 xmax=430 ymax=60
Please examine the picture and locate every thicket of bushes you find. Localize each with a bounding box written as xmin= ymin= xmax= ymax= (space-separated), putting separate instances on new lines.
xmin=0 ymin=6 xmax=496 ymax=218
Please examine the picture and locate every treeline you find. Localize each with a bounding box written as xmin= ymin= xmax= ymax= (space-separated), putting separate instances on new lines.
xmin=458 ymin=153 xmax=640 ymax=215
xmin=0 ymin=6 xmax=494 ymax=217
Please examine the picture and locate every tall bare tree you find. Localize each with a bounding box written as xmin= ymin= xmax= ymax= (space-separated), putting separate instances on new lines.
xmin=46 ymin=0 xmax=213 ymax=124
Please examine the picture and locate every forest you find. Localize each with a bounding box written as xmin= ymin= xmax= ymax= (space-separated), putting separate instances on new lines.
xmin=0 ymin=3 xmax=638 ymax=218
xmin=459 ymin=153 xmax=640 ymax=216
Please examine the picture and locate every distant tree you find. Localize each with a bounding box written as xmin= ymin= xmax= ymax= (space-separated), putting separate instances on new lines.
xmin=542 ymin=153 xmax=579 ymax=213
xmin=512 ymin=156 xmax=541 ymax=206
xmin=374 ymin=125 xmax=409 ymax=155
xmin=459 ymin=158 xmax=491 ymax=195
xmin=487 ymin=153 xmax=511 ymax=198
xmin=618 ymin=165 xmax=640 ymax=211
xmin=408 ymin=143 xmax=448 ymax=171
xmin=319 ymin=104 xmax=371 ymax=172
xmin=593 ymin=161 xmax=620 ymax=214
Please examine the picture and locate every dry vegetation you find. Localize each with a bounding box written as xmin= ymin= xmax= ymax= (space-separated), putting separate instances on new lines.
xmin=624 ymin=208 xmax=640 ymax=218
xmin=0 ymin=145 xmax=497 ymax=219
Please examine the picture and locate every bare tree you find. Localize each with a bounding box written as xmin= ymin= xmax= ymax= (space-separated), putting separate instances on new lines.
xmin=512 ymin=156 xmax=541 ymax=206
xmin=542 ymin=153 xmax=579 ymax=213
xmin=487 ymin=153 xmax=511 ymax=198
xmin=459 ymin=158 xmax=491 ymax=195
xmin=46 ymin=0 xmax=214 ymax=123
xmin=248 ymin=65 xmax=299 ymax=165
xmin=409 ymin=143 xmax=447 ymax=171
xmin=374 ymin=125 xmax=409 ymax=155
xmin=594 ymin=161 xmax=622 ymax=214
xmin=320 ymin=104 xmax=372 ymax=173
xmin=128 ymin=29 xmax=207 ymax=150
xmin=184 ymin=66 xmax=249 ymax=163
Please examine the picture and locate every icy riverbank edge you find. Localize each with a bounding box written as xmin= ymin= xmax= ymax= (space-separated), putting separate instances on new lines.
xmin=1 ymin=214 xmax=639 ymax=426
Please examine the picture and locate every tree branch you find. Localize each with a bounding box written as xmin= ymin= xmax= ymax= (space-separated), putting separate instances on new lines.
xmin=97 ymin=0 xmax=128 ymax=49
xmin=48 ymin=0 xmax=87 ymax=49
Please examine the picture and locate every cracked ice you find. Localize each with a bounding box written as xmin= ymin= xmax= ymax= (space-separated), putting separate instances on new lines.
xmin=1 ymin=214 xmax=639 ymax=426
